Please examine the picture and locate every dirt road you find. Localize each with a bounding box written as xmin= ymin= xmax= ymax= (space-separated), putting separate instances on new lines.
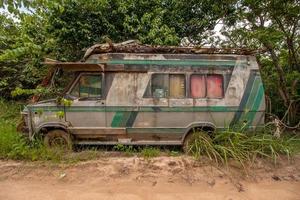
xmin=1 ymin=156 xmax=300 ymax=200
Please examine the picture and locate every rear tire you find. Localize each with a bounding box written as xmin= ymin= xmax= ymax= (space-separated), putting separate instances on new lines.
xmin=44 ymin=129 xmax=73 ymax=150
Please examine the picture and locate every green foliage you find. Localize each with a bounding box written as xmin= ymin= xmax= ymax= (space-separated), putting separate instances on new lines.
xmin=0 ymin=11 xmax=51 ymax=99
xmin=188 ymin=130 xmax=299 ymax=167
xmin=0 ymin=128 xmax=60 ymax=161
xmin=0 ymin=98 xmax=23 ymax=124
xmin=112 ymin=144 xmax=161 ymax=158
xmin=54 ymin=98 xmax=73 ymax=119
xmin=0 ymin=99 xmax=101 ymax=162
xmin=56 ymin=97 xmax=73 ymax=106
xmin=0 ymin=122 xmax=99 ymax=162
xmin=0 ymin=99 xmax=61 ymax=161
xmin=168 ymin=150 xmax=181 ymax=157
xmin=11 ymin=86 xmax=51 ymax=98
xmin=140 ymin=147 xmax=160 ymax=158
xmin=113 ymin=144 xmax=138 ymax=156
xmin=220 ymin=0 xmax=300 ymax=122
xmin=55 ymin=111 xmax=65 ymax=119
xmin=1 ymin=0 xmax=233 ymax=99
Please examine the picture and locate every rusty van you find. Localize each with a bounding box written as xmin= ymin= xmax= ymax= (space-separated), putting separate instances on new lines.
xmin=20 ymin=41 xmax=265 ymax=149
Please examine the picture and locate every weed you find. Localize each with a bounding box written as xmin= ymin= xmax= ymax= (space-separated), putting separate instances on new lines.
xmin=0 ymin=121 xmax=62 ymax=161
xmin=188 ymin=129 xmax=299 ymax=167
xmin=113 ymin=144 xmax=137 ymax=155
xmin=141 ymin=147 xmax=160 ymax=159
xmin=0 ymin=99 xmax=103 ymax=163
xmin=168 ymin=150 xmax=181 ymax=157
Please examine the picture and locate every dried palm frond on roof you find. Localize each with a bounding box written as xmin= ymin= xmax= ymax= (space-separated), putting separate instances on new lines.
xmin=82 ymin=40 xmax=266 ymax=61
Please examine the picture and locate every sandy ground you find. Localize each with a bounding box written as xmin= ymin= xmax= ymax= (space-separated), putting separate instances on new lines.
xmin=0 ymin=155 xmax=300 ymax=200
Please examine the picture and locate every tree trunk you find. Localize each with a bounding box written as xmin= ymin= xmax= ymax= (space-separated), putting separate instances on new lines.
xmin=286 ymin=37 xmax=300 ymax=70
xmin=263 ymin=42 xmax=290 ymax=107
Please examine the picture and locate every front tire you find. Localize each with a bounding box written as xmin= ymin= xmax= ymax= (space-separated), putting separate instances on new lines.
xmin=44 ymin=129 xmax=73 ymax=150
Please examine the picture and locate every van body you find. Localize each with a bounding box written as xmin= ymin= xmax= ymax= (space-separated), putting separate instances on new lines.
xmin=21 ymin=50 xmax=265 ymax=146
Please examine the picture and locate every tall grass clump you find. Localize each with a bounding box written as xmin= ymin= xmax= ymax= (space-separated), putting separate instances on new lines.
xmin=0 ymin=99 xmax=68 ymax=162
xmin=188 ymin=129 xmax=299 ymax=167
xmin=0 ymin=118 xmax=100 ymax=162
xmin=0 ymin=118 xmax=66 ymax=161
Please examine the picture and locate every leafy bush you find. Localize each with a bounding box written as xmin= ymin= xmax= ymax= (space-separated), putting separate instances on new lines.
xmin=0 ymin=99 xmax=23 ymax=123
xmin=188 ymin=130 xmax=299 ymax=167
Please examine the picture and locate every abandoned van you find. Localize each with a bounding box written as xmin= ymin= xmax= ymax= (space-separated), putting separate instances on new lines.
xmin=20 ymin=41 xmax=265 ymax=149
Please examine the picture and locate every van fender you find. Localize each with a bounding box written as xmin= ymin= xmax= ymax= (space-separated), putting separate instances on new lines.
xmin=181 ymin=122 xmax=216 ymax=143
xmin=36 ymin=122 xmax=70 ymax=135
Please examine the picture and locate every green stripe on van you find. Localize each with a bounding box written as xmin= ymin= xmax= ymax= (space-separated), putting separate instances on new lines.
xmin=237 ymin=76 xmax=264 ymax=126
xmin=245 ymin=84 xmax=264 ymax=126
xmin=111 ymin=111 xmax=138 ymax=127
xmin=244 ymin=77 xmax=261 ymax=110
xmin=230 ymin=71 xmax=256 ymax=125
xmin=230 ymin=72 xmax=264 ymax=127
xmin=111 ymin=111 xmax=130 ymax=127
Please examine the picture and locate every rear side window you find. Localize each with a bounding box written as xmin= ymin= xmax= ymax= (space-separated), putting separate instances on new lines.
xmin=190 ymin=75 xmax=206 ymax=98
xmin=190 ymin=74 xmax=223 ymax=98
xmin=207 ymin=75 xmax=223 ymax=98
xmin=70 ymin=74 xmax=102 ymax=98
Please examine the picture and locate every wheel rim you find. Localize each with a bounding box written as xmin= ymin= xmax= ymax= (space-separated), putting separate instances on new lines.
xmin=49 ymin=136 xmax=68 ymax=147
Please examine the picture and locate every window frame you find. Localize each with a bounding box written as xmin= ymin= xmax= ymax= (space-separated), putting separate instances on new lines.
xmin=147 ymin=73 xmax=187 ymax=99
xmin=169 ymin=74 xmax=187 ymax=99
xmin=189 ymin=73 xmax=224 ymax=99
xmin=189 ymin=73 xmax=207 ymax=99
xmin=206 ymin=74 xmax=224 ymax=99
xmin=67 ymin=72 xmax=104 ymax=100
xmin=150 ymin=73 xmax=169 ymax=98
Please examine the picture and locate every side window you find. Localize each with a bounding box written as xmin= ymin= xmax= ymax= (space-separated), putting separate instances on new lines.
xmin=169 ymin=74 xmax=186 ymax=98
xmin=190 ymin=74 xmax=223 ymax=98
xmin=146 ymin=74 xmax=186 ymax=98
xmin=70 ymin=74 xmax=102 ymax=98
xmin=151 ymin=74 xmax=169 ymax=98
xmin=207 ymin=75 xmax=223 ymax=98
xmin=190 ymin=75 xmax=206 ymax=98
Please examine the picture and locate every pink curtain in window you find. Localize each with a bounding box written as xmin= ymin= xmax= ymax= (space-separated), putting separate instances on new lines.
xmin=207 ymin=75 xmax=223 ymax=98
xmin=190 ymin=75 xmax=206 ymax=98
